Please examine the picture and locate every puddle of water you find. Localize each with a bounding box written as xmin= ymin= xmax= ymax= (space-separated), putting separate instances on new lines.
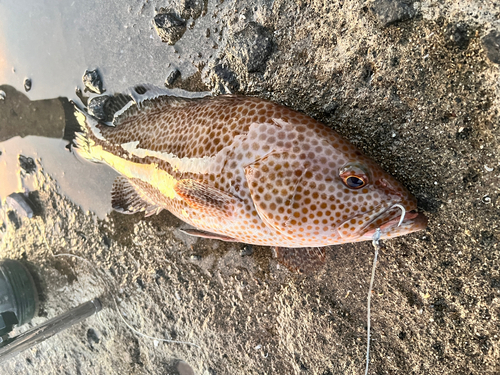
xmin=0 ymin=136 xmax=118 ymax=219
xmin=0 ymin=0 xmax=226 ymax=102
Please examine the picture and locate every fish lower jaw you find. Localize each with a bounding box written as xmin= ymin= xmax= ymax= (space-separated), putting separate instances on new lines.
xmin=362 ymin=211 xmax=428 ymax=240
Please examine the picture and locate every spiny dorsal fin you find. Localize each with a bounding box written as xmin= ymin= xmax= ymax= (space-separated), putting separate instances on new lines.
xmin=125 ymin=84 xmax=177 ymax=104
xmin=111 ymin=176 xmax=162 ymax=216
xmin=274 ymin=247 xmax=326 ymax=274
xmin=112 ymin=84 xmax=210 ymax=127
xmin=174 ymin=179 xmax=239 ymax=220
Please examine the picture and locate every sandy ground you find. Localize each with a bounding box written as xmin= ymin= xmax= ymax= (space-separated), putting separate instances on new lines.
xmin=1 ymin=0 xmax=500 ymax=374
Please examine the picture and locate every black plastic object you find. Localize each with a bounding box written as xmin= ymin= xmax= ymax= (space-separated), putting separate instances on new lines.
xmin=0 ymin=299 xmax=102 ymax=362
xmin=0 ymin=259 xmax=38 ymax=338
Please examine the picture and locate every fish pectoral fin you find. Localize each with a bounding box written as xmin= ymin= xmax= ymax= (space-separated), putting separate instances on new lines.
xmin=111 ymin=176 xmax=162 ymax=216
xmin=174 ymin=179 xmax=238 ymax=219
xmin=179 ymin=228 xmax=237 ymax=242
xmin=274 ymin=247 xmax=326 ymax=274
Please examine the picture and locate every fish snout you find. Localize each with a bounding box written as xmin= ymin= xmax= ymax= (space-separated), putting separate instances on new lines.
xmin=376 ymin=178 xmax=414 ymax=202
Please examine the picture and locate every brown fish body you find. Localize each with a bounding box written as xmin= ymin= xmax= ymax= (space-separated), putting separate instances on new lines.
xmin=74 ymin=85 xmax=427 ymax=253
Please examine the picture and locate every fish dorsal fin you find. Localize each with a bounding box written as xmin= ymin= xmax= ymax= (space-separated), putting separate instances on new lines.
xmin=112 ymin=84 xmax=210 ymax=127
xmin=274 ymin=247 xmax=326 ymax=274
xmin=125 ymin=84 xmax=176 ymax=104
xmin=111 ymin=176 xmax=162 ymax=217
xmin=174 ymin=179 xmax=239 ymax=220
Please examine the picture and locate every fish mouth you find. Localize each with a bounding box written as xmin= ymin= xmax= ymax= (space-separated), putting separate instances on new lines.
xmin=361 ymin=209 xmax=428 ymax=240
xmin=337 ymin=203 xmax=428 ymax=241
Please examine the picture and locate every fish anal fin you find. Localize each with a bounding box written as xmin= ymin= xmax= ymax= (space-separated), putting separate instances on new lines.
xmin=174 ymin=179 xmax=238 ymax=219
xmin=274 ymin=247 xmax=326 ymax=274
xmin=179 ymin=228 xmax=237 ymax=242
xmin=111 ymin=176 xmax=162 ymax=216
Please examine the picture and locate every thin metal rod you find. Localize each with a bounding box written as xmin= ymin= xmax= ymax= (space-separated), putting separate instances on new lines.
xmin=0 ymin=299 xmax=102 ymax=363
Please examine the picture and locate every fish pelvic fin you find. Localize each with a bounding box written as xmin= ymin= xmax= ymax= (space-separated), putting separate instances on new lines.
xmin=179 ymin=228 xmax=237 ymax=242
xmin=274 ymin=246 xmax=327 ymax=274
xmin=112 ymin=176 xmax=162 ymax=216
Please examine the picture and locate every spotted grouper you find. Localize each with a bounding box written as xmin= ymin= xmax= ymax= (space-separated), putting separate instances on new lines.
xmin=73 ymin=85 xmax=427 ymax=272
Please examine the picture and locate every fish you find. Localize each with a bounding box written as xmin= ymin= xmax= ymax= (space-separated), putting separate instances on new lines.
xmin=72 ymin=84 xmax=427 ymax=272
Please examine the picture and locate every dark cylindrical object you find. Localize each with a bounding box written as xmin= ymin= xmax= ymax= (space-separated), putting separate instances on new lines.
xmin=0 ymin=299 xmax=102 ymax=363
xmin=0 ymin=259 xmax=38 ymax=337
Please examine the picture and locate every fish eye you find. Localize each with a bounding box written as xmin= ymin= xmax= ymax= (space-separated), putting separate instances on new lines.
xmin=339 ymin=163 xmax=370 ymax=189
xmin=344 ymin=175 xmax=366 ymax=188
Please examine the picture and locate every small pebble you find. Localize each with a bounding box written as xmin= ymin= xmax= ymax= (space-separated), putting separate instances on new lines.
xmin=7 ymin=211 xmax=21 ymax=229
xmin=18 ymin=155 xmax=36 ymax=174
xmin=241 ymin=244 xmax=253 ymax=256
xmin=6 ymin=193 xmax=34 ymax=219
xmin=0 ymin=90 xmax=5 ymax=100
xmin=165 ymin=68 xmax=181 ymax=87
xmin=212 ymin=64 xmax=239 ymax=94
xmin=86 ymin=328 xmax=100 ymax=345
xmin=323 ymin=102 xmax=339 ymax=116
xmin=153 ymin=12 xmax=186 ymax=45
xmin=24 ymin=78 xmax=32 ymax=92
xmin=82 ymin=69 xmax=104 ymax=94
xmin=88 ymin=95 xmax=111 ymax=122
xmin=444 ymin=22 xmax=470 ymax=50
xmin=370 ymin=0 xmax=417 ymax=27
xmin=180 ymin=0 xmax=205 ymax=20
xmin=482 ymin=30 xmax=500 ymax=65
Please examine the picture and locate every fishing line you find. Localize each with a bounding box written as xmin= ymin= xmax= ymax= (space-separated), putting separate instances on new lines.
xmin=111 ymin=296 xmax=200 ymax=348
xmin=365 ymin=228 xmax=381 ymax=375
xmin=37 ymin=224 xmax=199 ymax=348
xmin=365 ymin=208 xmax=404 ymax=374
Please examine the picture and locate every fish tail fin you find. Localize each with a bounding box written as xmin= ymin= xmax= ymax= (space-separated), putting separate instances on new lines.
xmin=69 ymin=101 xmax=103 ymax=163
